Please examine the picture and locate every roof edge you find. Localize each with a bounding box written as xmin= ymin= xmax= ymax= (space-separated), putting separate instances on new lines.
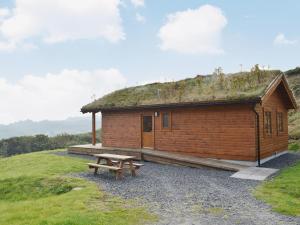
xmin=81 ymin=97 xmax=261 ymax=113
xmin=261 ymin=73 xmax=298 ymax=109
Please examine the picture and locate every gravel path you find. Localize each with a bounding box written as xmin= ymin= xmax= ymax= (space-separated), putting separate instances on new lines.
xmin=261 ymin=152 xmax=300 ymax=169
xmin=55 ymin=151 xmax=300 ymax=225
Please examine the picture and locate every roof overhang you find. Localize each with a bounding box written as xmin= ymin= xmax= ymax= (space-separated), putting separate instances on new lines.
xmin=82 ymin=98 xmax=261 ymax=113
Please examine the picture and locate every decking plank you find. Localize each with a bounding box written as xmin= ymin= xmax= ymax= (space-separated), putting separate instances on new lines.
xmin=69 ymin=144 xmax=248 ymax=171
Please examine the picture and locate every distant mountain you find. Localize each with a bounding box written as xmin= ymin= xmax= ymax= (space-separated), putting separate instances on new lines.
xmin=0 ymin=117 xmax=101 ymax=140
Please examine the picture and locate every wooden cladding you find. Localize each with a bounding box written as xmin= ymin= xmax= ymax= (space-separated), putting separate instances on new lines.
xmin=102 ymin=106 xmax=257 ymax=161
xmin=260 ymin=87 xmax=288 ymax=159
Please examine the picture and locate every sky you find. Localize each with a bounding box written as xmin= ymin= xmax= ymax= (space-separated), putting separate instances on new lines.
xmin=0 ymin=0 xmax=299 ymax=124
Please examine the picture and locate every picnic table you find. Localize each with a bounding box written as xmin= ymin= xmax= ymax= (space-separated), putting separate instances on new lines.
xmin=87 ymin=153 xmax=143 ymax=180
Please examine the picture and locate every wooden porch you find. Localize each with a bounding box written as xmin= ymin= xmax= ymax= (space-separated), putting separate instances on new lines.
xmin=67 ymin=144 xmax=247 ymax=171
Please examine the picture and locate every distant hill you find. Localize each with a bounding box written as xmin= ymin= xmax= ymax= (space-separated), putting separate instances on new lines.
xmin=0 ymin=130 xmax=101 ymax=157
xmin=286 ymin=67 xmax=300 ymax=140
xmin=0 ymin=117 xmax=101 ymax=140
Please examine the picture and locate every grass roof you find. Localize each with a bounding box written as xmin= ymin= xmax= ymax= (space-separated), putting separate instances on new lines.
xmin=81 ymin=69 xmax=282 ymax=113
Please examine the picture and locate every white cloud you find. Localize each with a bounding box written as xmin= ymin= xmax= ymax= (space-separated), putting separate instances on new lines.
xmin=0 ymin=8 xmax=10 ymax=18
xmin=273 ymin=33 xmax=297 ymax=45
xmin=0 ymin=41 xmax=37 ymax=52
xmin=158 ymin=5 xmax=227 ymax=54
xmin=131 ymin=0 xmax=144 ymax=8
xmin=0 ymin=41 xmax=16 ymax=52
xmin=0 ymin=68 xmax=126 ymax=124
xmin=0 ymin=0 xmax=125 ymax=51
xmin=135 ymin=13 xmax=146 ymax=23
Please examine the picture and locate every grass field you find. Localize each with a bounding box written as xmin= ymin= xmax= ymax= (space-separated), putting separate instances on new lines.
xmin=289 ymin=140 xmax=300 ymax=152
xmin=0 ymin=150 xmax=155 ymax=225
xmin=255 ymin=161 xmax=300 ymax=216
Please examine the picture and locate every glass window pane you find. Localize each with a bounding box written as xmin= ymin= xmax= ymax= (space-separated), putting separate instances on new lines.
xmin=264 ymin=111 xmax=272 ymax=135
xmin=143 ymin=116 xmax=152 ymax=132
xmin=280 ymin=113 xmax=283 ymax=131
xmin=277 ymin=112 xmax=283 ymax=132
xmin=162 ymin=112 xmax=169 ymax=128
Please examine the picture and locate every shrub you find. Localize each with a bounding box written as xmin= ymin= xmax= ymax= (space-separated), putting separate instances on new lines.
xmin=0 ymin=130 xmax=101 ymax=157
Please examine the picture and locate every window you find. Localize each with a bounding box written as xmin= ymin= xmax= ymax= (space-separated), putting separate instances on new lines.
xmin=143 ymin=116 xmax=152 ymax=132
xmin=277 ymin=112 xmax=284 ymax=133
xmin=162 ymin=112 xmax=171 ymax=129
xmin=264 ymin=111 xmax=272 ymax=135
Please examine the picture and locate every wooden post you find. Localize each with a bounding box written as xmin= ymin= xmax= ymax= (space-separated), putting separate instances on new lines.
xmin=92 ymin=112 xmax=96 ymax=146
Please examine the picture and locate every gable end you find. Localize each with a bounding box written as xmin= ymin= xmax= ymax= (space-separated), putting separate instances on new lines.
xmin=261 ymin=74 xmax=297 ymax=109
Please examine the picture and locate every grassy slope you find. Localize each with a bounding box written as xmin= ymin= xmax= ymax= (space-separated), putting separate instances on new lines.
xmin=254 ymin=161 xmax=300 ymax=216
xmin=287 ymin=71 xmax=300 ymax=151
xmin=0 ymin=150 xmax=155 ymax=225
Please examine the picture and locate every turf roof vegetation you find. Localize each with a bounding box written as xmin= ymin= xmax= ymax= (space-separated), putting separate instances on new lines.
xmin=81 ymin=69 xmax=282 ymax=112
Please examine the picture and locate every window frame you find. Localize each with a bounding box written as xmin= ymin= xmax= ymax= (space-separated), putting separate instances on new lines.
xmin=264 ymin=111 xmax=272 ymax=136
xmin=142 ymin=115 xmax=153 ymax=133
xmin=161 ymin=111 xmax=172 ymax=130
xmin=276 ymin=111 xmax=284 ymax=135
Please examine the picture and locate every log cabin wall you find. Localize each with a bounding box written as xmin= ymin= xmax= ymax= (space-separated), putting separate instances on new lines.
xmin=258 ymin=84 xmax=289 ymax=159
xmin=154 ymin=105 xmax=256 ymax=161
xmin=102 ymin=111 xmax=142 ymax=149
xmin=102 ymin=104 xmax=258 ymax=161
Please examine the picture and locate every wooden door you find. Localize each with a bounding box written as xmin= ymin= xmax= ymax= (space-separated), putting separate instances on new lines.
xmin=142 ymin=115 xmax=154 ymax=148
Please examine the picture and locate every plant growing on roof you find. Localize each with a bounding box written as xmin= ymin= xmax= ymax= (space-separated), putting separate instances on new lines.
xmin=251 ymin=64 xmax=262 ymax=83
xmin=81 ymin=68 xmax=282 ymax=112
xmin=174 ymin=81 xmax=185 ymax=102
xmin=214 ymin=67 xmax=226 ymax=90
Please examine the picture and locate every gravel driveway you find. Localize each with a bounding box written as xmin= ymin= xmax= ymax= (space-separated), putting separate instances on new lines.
xmin=57 ymin=151 xmax=300 ymax=225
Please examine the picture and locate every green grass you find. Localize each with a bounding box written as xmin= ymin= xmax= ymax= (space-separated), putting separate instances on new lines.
xmin=254 ymin=161 xmax=300 ymax=216
xmin=289 ymin=140 xmax=300 ymax=152
xmin=286 ymin=71 xmax=300 ymax=140
xmin=0 ymin=150 xmax=155 ymax=225
xmin=0 ymin=176 xmax=73 ymax=201
xmin=288 ymin=111 xmax=300 ymax=140
xmin=82 ymin=69 xmax=281 ymax=112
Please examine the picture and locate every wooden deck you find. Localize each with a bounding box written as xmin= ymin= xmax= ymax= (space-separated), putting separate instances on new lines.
xmin=68 ymin=144 xmax=143 ymax=159
xmin=68 ymin=144 xmax=247 ymax=171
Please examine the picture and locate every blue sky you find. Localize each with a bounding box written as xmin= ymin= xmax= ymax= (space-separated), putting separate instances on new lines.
xmin=0 ymin=0 xmax=299 ymax=123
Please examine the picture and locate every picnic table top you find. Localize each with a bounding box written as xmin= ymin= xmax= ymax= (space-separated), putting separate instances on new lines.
xmin=93 ymin=153 xmax=136 ymax=161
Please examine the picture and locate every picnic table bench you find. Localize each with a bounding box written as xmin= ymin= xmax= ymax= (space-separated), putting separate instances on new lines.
xmin=87 ymin=153 xmax=144 ymax=180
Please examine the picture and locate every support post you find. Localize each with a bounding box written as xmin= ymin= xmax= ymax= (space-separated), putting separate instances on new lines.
xmin=92 ymin=112 xmax=96 ymax=146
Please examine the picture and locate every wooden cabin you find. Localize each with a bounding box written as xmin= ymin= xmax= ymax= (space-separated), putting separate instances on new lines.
xmin=81 ymin=71 xmax=297 ymax=164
